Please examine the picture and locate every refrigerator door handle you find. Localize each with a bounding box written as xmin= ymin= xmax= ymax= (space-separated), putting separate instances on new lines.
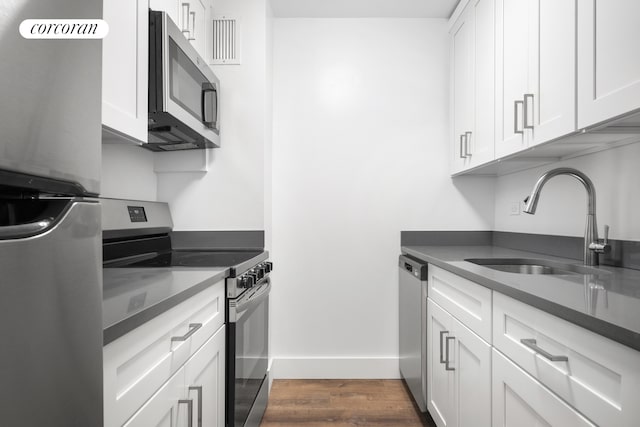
xmin=0 ymin=217 xmax=54 ymax=239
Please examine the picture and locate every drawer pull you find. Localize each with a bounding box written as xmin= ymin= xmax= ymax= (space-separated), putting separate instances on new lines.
xmin=439 ymin=331 xmax=449 ymax=363
xmin=171 ymin=323 xmax=203 ymax=342
xmin=189 ymin=386 xmax=203 ymax=427
xmin=178 ymin=398 xmax=194 ymax=427
xmin=445 ymin=336 xmax=455 ymax=371
xmin=520 ymin=338 xmax=568 ymax=362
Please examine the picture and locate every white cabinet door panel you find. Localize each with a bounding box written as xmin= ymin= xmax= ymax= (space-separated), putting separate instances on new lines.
xmin=123 ymin=367 xmax=186 ymax=427
xmin=427 ymin=298 xmax=491 ymax=427
xmin=493 ymin=292 xmax=640 ymax=427
xmin=495 ymin=0 xmax=529 ymax=157
xmin=102 ymin=0 xmax=148 ymax=143
xmin=528 ymin=0 xmax=575 ymax=146
xmin=469 ymin=0 xmax=495 ymax=167
xmin=451 ymin=9 xmax=474 ymax=173
xmin=578 ymin=0 xmax=640 ymax=128
xmin=427 ymin=298 xmax=456 ymax=427
xmin=452 ymin=317 xmax=491 ymax=427
xmin=184 ymin=326 xmax=226 ymax=427
xmin=493 ymin=349 xmax=596 ymax=427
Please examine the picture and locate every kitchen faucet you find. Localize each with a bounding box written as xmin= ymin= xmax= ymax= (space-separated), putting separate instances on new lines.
xmin=523 ymin=167 xmax=609 ymax=266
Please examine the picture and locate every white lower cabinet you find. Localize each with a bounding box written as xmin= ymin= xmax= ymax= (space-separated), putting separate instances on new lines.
xmin=427 ymin=298 xmax=492 ymax=427
xmin=492 ymin=349 xmax=595 ymax=427
xmin=493 ymin=292 xmax=640 ymax=427
xmin=104 ymin=281 xmax=226 ymax=427
xmin=184 ymin=326 xmax=226 ymax=427
xmin=125 ymin=326 xmax=225 ymax=427
xmin=123 ymin=367 xmax=186 ymax=427
xmin=425 ymin=264 xmax=640 ymax=427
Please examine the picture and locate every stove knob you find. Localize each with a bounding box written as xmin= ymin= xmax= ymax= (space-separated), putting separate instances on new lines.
xmin=238 ymin=276 xmax=248 ymax=288
xmin=246 ymin=272 xmax=258 ymax=285
xmin=265 ymin=261 xmax=273 ymax=273
xmin=256 ymin=267 xmax=266 ymax=280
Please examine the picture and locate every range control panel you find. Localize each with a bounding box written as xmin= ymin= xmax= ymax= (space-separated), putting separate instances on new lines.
xmin=127 ymin=206 xmax=148 ymax=223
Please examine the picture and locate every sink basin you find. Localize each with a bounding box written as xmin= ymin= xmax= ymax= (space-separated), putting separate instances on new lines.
xmin=465 ymin=258 xmax=605 ymax=276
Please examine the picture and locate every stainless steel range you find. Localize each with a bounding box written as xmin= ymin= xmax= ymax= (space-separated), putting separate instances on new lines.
xmin=101 ymin=198 xmax=272 ymax=427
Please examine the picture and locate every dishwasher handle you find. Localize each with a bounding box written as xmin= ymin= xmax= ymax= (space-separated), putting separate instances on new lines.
xmin=398 ymin=254 xmax=428 ymax=280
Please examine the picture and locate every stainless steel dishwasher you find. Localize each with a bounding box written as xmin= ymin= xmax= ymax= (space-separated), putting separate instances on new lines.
xmin=399 ymin=254 xmax=428 ymax=412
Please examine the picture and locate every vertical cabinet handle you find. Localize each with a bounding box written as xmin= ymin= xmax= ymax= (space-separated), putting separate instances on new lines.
xmin=178 ymin=399 xmax=194 ymax=427
xmin=445 ymin=336 xmax=455 ymax=371
xmin=181 ymin=3 xmax=191 ymax=38
xmin=439 ymin=330 xmax=449 ymax=363
xmin=459 ymin=135 xmax=466 ymax=159
xmin=514 ymin=100 xmax=524 ymax=134
xmin=189 ymin=386 xmax=203 ymax=427
xmin=464 ymin=131 xmax=472 ymax=157
xmin=189 ymin=11 xmax=196 ymax=40
xmin=524 ymin=94 xmax=534 ymax=129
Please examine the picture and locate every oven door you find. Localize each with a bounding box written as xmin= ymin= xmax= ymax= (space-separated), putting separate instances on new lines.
xmin=228 ymin=278 xmax=270 ymax=427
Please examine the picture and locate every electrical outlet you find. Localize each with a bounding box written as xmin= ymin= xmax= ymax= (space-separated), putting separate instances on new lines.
xmin=509 ymin=202 xmax=520 ymax=216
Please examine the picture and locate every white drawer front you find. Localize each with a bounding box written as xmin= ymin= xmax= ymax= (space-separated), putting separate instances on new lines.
xmin=428 ymin=265 xmax=492 ymax=342
xmin=104 ymin=280 xmax=225 ymax=427
xmin=493 ymin=292 xmax=640 ymax=427
xmin=492 ymin=349 xmax=596 ymax=427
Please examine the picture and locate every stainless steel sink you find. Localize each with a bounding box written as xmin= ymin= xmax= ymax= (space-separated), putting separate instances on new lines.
xmin=465 ymin=258 xmax=606 ymax=276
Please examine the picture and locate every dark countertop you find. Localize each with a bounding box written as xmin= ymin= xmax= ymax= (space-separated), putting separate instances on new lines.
xmin=102 ymin=267 xmax=229 ymax=345
xmin=402 ymin=245 xmax=640 ymax=352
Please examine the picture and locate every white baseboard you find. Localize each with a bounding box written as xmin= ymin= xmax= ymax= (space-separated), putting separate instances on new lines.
xmin=271 ymin=357 xmax=400 ymax=379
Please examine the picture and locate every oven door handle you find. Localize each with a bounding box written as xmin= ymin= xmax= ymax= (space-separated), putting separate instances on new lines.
xmin=235 ymin=278 xmax=271 ymax=321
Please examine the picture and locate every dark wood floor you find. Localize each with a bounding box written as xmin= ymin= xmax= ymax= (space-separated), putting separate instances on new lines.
xmin=260 ymin=379 xmax=437 ymax=427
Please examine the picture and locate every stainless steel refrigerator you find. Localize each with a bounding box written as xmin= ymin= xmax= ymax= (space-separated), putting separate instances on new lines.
xmin=0 ymin=0 xmax=104 ymax=425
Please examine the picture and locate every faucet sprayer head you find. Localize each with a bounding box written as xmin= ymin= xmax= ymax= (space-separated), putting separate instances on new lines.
xmin=523 ymin=194 xmax=537 ymax=215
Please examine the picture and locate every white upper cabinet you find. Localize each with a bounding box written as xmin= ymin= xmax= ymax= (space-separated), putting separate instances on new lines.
xmin=495 ymin=0 xmax=576 ymax=157
xmin=150 ymin=0 xmax=213 ymax=60
xmin=450 ymin=0 xmax=495 ymax=174
xmin=495 ymin=0 xmax=528 ymax=157
xmin=577 ymin=0 xmax=640 ymax=129
xmin=102 ymin=0 xmax=149 ymax=144
xmin=526 ymin=0 xmax=576 ymax=146
xmin=451 ymin=7 xmax=473 ymax=173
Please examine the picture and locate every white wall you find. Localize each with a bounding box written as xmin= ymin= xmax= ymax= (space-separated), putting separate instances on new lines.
xmin=101 ymin=144 xmax=157 ymax=200
xmin=156 ymin=0 xmax=272 ymax=230
xmin=494 ymin=142 xmax=640 ymax=241
xmin=270 ymin=18 xmax=495 ymax=378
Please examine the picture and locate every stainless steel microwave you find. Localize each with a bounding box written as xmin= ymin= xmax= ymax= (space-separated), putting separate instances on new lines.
xmin=148 ymin=10 xmax=220 ymax=151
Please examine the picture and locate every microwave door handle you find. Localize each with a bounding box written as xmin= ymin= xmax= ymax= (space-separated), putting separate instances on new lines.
xmin=201 ymin=82 xmax=217 ymax=129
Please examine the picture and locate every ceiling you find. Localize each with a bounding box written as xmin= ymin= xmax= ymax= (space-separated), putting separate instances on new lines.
xmin=270 ymin=0 xmax=461 ymax=18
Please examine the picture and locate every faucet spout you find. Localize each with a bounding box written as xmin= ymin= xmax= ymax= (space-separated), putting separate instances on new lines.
xmin=523 ymin=168 xmax=602 ymax=266
xmin=523 ymin=168 xmax=596 ymax=215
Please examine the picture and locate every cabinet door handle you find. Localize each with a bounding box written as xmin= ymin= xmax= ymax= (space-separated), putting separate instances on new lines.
xmin=171 ymin=323 xmax=202 ymax=342
xmin=178 ymin=399 xmax=194 ymax=427
xmin=514 ymin=100 xmax=524 ymax=134
xmin=520 ymin=338 xmax=568 ymax=362
xmin=524 ymin=94 xmax=534 ymax=129
xmin=465 ymin=131 xmax=472 ymax=156
xmin=189 ymin=11 xmax=196 ymax=41
xmin=439 ymin=330 xmax=449 ymax=363
xmin=189 ymin=386 xmax=203 ymax=427
xmin=459 ymin=135 xmax=466 ymax=159
xmin=181 ymin=3 xmax=191 ymax=38
xmin=445 ymin=336 xmax=455 ymax=371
